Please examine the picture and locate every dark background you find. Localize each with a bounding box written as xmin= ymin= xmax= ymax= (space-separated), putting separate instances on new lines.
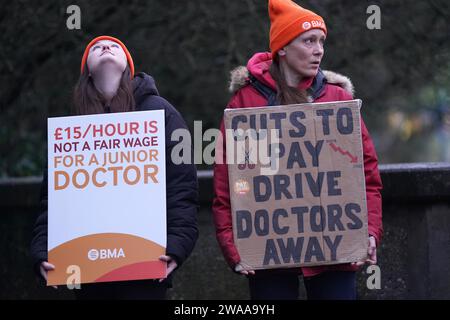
xmin=1 ymin=0 xmax=450 ymax=177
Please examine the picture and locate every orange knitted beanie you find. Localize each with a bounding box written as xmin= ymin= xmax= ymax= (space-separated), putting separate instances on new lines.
xmin=269 ymin=0 xmax=327 ymax=55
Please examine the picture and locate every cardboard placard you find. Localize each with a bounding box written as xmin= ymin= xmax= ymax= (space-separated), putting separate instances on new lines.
xmin=47 ymin=110 xmax=167 ymax=285
xmin=224 ymin=99 xmax=368 ymax=269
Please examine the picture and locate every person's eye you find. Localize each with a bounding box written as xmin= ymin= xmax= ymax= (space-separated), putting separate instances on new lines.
xmin=304 ymin=39 xmax=312 ymax=44
xmin=92 ymin=45 xmax=100 ymax=51
xmin=111 ymin=44 xmax=119 ymax=48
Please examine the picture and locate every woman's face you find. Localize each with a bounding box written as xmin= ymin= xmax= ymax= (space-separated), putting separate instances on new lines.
xmin=86 ymin=40 xmax=127 ymax=75
xmin=278 ymin=29 xmax=326 ymax=79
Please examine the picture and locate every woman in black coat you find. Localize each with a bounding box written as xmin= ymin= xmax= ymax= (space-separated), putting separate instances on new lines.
xmin=30 ymin=35 xmax=198 ymax=299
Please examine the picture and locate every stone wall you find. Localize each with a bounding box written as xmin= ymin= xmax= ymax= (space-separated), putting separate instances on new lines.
xmin=1 ymin=163 xmax=449 ymax=299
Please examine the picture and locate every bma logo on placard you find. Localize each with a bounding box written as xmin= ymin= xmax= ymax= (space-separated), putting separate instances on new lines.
xmin=88 ymin=248 xmax=126 ymax=261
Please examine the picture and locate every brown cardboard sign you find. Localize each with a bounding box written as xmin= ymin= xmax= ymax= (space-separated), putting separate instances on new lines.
xmin=224 ymin=99 xmax=368 ymax=269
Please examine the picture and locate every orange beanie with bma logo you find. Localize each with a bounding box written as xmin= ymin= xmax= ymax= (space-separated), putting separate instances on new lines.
xmin=269 ymin=0 xmax=327 ymax=55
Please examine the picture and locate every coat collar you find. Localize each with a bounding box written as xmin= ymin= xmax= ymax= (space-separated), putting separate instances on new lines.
xmin=229 ymin=65 xmax=354 ymax=98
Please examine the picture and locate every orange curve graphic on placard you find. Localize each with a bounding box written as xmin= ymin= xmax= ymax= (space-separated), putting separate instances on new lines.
xmin=47 ymin=233 xmax=166 ymax=286
xmin=95 ymin=261 xmax=166 ymax=282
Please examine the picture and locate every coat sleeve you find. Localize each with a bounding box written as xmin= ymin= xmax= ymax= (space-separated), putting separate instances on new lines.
xmin=212 ymin=94 xmax=242 ymax=269
xmin=361 ymin=119 xmax=383 ymax=245
xmin=339 ymin=89 xmax=383 ymax=245
xmin=30 ymin=166 xmax=49 ymax=278
xmin=162 ymin=100 xmax=199 ymax=267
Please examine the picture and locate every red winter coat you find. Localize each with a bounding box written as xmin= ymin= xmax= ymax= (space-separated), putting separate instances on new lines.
xmin=212 ymin=52 xmax=383 ymax=277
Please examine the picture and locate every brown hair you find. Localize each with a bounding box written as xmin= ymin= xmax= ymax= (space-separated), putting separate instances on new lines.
xmin=269 ymin=56 xmax=309 ymax=105
xmin=73 ymin=66 xmax=135 ymax=115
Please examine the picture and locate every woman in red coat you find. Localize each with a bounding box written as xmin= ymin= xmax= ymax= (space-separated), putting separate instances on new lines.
xmin=212 ymin=0 xmax=383 ymax=300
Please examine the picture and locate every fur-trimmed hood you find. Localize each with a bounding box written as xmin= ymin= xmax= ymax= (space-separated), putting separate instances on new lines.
xmin=229 ymin=52 xmax=354 ymax=97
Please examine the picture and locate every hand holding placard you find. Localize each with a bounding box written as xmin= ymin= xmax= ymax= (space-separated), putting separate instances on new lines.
xmin=40 ymin=262 xmax=57 ymax=289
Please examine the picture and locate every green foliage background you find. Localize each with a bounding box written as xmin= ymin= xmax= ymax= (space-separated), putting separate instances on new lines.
xmin=1 ymin=0 xmax=449 ymax=177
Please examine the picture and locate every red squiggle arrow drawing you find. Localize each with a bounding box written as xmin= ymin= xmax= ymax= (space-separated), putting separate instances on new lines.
xmin=328 ymin=142 xmax=358 ymax=163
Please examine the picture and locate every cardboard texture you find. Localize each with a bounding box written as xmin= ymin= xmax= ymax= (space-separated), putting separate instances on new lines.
xmin=224 ymin=99 xmax=368 ymax=270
